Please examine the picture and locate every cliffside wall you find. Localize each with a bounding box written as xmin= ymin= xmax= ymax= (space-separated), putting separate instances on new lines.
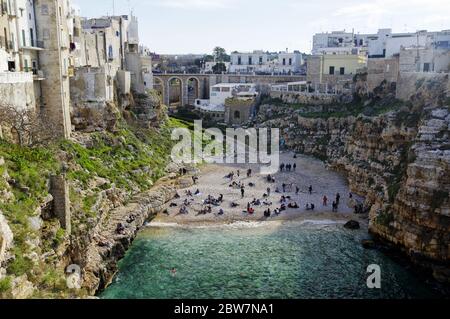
xmin=260 ymin=92 xmax=450 ymax=282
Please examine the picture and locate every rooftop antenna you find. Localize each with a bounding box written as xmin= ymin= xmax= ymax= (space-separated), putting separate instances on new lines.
xmin=112 ymin=0 xmax=115 ymax=16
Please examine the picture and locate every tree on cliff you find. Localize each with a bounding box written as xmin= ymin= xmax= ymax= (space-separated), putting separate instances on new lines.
xmin=0 ymin=104 xmax=56 ymax=146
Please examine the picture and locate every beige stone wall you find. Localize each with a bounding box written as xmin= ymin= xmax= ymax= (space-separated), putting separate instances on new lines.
xmin=400 ymin=48 xmax=450 ymax=73
xmin=50 ymin=175 xmax=71 ymax=234
xmin=224 ymin=99 xmax=254 ymax=125
xmin=117 ymin=70 xmax=131 ymax=95
xmin=35 ymin=0 xmax=72 ymax=139
xmin=0 ymin=72 xmax=35 ymax=110
xmin=306 ymin=56 xmax=322 ymax=83
xmin=367 ymin=57 xmax=400 ymax=91
xmin=70 ymin=66 xmax=114 ymax=104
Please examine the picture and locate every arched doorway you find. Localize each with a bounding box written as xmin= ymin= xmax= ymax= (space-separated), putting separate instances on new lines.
xmin=187 ymin=77 xmax=200 ymax=106
xmin=168 ymin=77 xmax=183 ymax=108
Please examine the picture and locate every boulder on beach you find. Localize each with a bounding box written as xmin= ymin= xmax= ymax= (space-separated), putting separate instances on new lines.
xmin=344 ymin=220 xmax=360 ymax=230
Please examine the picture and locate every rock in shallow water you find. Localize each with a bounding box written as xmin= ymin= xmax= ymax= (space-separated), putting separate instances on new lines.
xmin=344 ymin=220 xmax=360 ymax=230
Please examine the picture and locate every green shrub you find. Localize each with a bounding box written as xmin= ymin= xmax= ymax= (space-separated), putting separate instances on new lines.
xmin=376 ymin=211 xmax=394 ymax=227
xmin=8 ymin=248 xmax=34 ymax=277
xmin=0 ymin=276 xmax=12 ymax=294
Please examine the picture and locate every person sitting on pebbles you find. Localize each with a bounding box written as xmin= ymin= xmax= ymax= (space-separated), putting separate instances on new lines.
xmin=288 ymin=202 xmax=299 ymax=209
xmin=179 ymin=206 xmax=189 ymax=215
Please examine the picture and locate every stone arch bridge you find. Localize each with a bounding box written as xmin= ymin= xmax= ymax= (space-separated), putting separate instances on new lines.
xmin=153 ymin=74 xmax=306 ymax=107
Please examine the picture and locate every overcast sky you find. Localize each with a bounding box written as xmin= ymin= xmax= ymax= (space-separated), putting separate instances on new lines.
xmin=72 ymin=0 xmax=450 ymax=55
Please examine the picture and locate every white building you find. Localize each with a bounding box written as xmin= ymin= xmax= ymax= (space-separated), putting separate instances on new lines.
xmin=194 ymin=83 xmax=256 ymax=110
xmin=209 ymin=83 xmax=257 ymax=106
xmin=312 ymin=31 xmax=355 ymax=54
xmin=274 ymin=51 xmax=303 ymax=74
xmin=229 ymin=51 xmax=269 ymax=73
xmin=314 ymin=29 xmax=450 ymax=59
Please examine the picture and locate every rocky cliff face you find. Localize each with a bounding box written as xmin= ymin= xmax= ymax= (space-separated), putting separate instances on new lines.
xmin=77 ymin=167 xmax=195 ymax=295
xmin=260 ymin=101 xmax=450 ymax=282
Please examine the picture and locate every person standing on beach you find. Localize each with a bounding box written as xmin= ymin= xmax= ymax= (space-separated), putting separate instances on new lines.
xmin=323 ymin=196 xmax=328 ymax=206
xmin=336 ymin=193 xmax=341 ymax=205
xmin=296 ymin=186 xmax=300 ymax=195
xmin=241 ymin=186 xmax=245 ymax=198
xmin=309 ymin=185 xmax=313 ymax=195
xmin=293 ymin=163 xmax=297 ymax=172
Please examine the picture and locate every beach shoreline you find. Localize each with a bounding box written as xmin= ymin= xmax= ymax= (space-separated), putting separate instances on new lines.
xmin=154 ymin=152 xmax=366 ymax=226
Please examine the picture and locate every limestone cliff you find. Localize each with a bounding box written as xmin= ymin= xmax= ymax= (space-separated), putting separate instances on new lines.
xmin=260 ymin=98 xmax=450 ymax=283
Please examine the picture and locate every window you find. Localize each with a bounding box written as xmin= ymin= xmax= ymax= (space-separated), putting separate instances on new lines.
xmin=248 ymin=57 xmax=252 ymax=65
xmin=283 ymin=58 xmax=286 ymax=66
xmin=108 ymin=45 xmax=113 ymax=59
xmin=329 ymin=66 xmax=335 ymax=75
xmin=289 ymin=58 xmax=292 ymax=66
xmin=259 ymin=56 xmax=263 ymax=64
xmin=423 ymin=63 xmax=430 ymax=72
xmin=222 ymin=87 xmax=230 ymax=92
xmin=340 ymin=67 xmax=345 ymax=75
xmin=212 ymin=87 xmax=221 ymax=92
xmin=238 ymin=56 xmax=241 ymax=65
xmin=30 ymin=28 xmax=34 ymax=46
xmin=234 ymin=111 xmax=241 ymax=119
xmin=22 ymin=29 xmax=26 ymax=47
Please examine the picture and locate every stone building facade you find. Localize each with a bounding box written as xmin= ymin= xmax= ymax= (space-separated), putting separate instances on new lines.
xmin=224 ymin=98 xmax=256 ymax=126
xmin=366 ymin=56 xmax=400 ymax=92
xmin=34 ymin=0 xmax=72 ymax=138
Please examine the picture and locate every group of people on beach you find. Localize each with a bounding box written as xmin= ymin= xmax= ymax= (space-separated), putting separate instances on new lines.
xmin=165 ymin=152 xmax=356 ymax=218
xmin=280 ymin=163 xmax=297 ymax=172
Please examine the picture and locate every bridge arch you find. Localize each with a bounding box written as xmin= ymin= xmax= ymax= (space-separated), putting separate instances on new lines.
xmin=167 ymin=76 xmax=184 ymax=108
xmin=187 ymin=77 xmax=200 ymax=106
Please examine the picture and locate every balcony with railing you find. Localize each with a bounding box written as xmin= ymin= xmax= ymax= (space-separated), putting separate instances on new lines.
xmin=20 ymin=40 xmax=45 ymax=51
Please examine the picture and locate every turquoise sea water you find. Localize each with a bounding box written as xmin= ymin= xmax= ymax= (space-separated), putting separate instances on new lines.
xmin=101 ymin=220 xmax=443 ymax=299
